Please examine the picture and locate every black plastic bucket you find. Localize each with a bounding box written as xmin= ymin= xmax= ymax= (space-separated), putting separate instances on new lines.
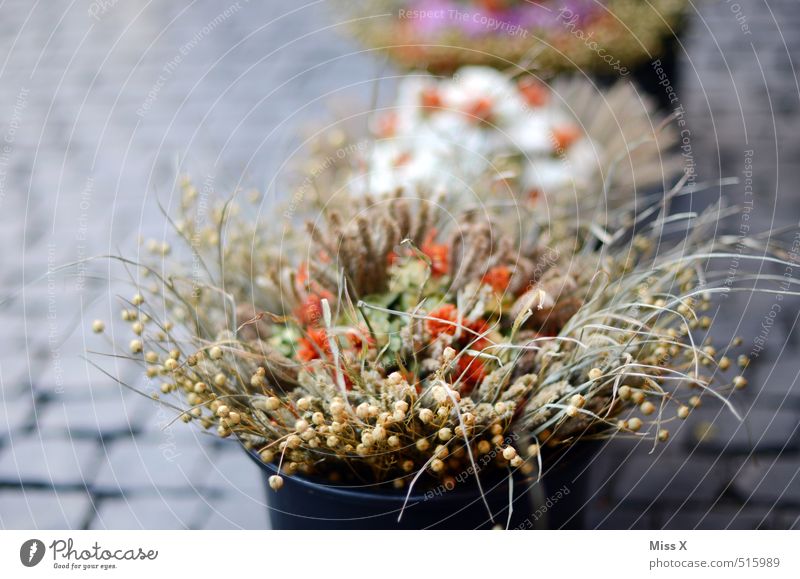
xmin=247 ymin=446 xmax=594 ymax=530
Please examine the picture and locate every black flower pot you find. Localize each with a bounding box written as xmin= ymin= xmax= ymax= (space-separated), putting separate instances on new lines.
xmin=247 ymin=446 xmax=595 ymax=530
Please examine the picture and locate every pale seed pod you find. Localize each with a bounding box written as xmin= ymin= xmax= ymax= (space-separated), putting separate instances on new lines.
xmin=628 ymin=417 xmax=643 ymax=432
xmin=268 ymin=475 xmax=284 ymax=491
xmin=502 ymin=446 xmax=517 ymax=461
xmin=356 ymin=402 xmax=370 ymax=420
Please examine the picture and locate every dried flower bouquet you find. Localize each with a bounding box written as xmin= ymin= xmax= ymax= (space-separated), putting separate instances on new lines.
xmin=341 ymin=0 xmax=686 ymax=75
xmin=307 ymin=66 xmax=679 ymax=230
xmin=98 ymin=176 xmax=790 ymax=502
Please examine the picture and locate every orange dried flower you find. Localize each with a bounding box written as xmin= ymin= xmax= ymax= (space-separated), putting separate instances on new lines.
xmin=295 ymin=293 xmax=327 ymax=327
xmin=421 ymin=230 xmax=449 ymax=276
xmin=420 ymin=87 xmax=443 ymax=110
xmin=376 ymin=112 xmax=398 ymax=138
xmin=482 ymin=265 xmax=512 ymax=293
xmin=297 ymin=328 xmax=330 ymax=362
xmin=426 ymin=304 xmax=492 ymax=350
xmin=393 ymin=151 xmax=413 ymax=168
xmin=426 ymin=304 xmax=459 ymax=338
xmin=518 ymin=78 xmax=549 ymax=107
xmin=551 ymin=125 xmax=582 ymax=151
xmin=465 ymin=97 xmax=494 ymax=123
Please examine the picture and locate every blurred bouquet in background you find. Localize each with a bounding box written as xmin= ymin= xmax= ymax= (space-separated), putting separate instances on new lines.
xmin=308 ymin=65 xmax=679 ymax=232
xmin=342 ymin=0 xmax=686 ymax=76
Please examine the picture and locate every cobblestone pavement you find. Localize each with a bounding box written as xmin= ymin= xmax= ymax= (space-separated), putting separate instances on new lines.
xmin=0 ymin=1 xmax=798 ymax=529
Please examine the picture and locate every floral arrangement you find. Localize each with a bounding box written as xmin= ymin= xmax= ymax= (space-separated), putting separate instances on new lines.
xmin=341 ymin=0 xmax=687 ymax=75
xmin=348 ymin=66 xmax=674 ymax=203
xmin=97 ymin=174 xmax=781 ymax=500
xmin=357 ymin=66 xmax=598 ymax=199
xmin=312 ymin=66 xmax=678 ymax=225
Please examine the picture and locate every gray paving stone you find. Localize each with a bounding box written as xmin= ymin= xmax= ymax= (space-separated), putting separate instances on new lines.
xmin=33 ymin=349 xmax=125 ymax=400
xmin=33 ymin=392 xmax=151 ymax=438
xmin=0 ymin=488 xmax=93 ymax=530
xmin=687 ymin=408 xmax=800 ymax=455
xmin=89 ymin=494 xmax=206 ymax=530
xmin=200 ymin=492 xmax=270 ymax=530
xmin=611 ymin=454 xmax=746 ymax=504
xmin=92 ymin=434 xmax=218 ymax=494
xmin=0 ymin=435 xmax=100 ymax=487
xmin=202 ymin=444 xmax=265 ymax=496
xmin=732 ymin=459 xmax=800 ymax=505
xmin=0 ymin=386 xmax=34 ymax=440
xmin=661 ymin=504 xmax=778 ymax=530
xmin=0 ymin=432 xmax=100 ymax=487
xmin=585 ymin=502 xmax=656 ymax=530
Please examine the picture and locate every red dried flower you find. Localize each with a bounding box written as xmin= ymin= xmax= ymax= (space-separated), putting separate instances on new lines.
xmin=457 ymin=354 xmax=487 ymax=389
